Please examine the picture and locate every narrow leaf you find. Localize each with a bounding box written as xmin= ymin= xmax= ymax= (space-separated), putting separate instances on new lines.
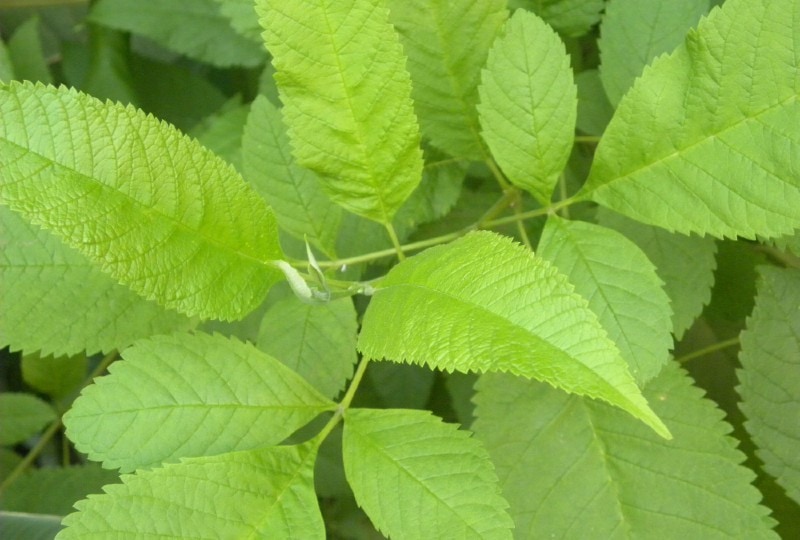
xmin=579 ymin=0 xmax=800 ymax=239
xmin=89 ymin=0 xmax=265 ymax=67
xmin=64 ymin=332 xmax=334 ymax=472
xmin=0 ymin=207 xmax=193 ymax=357
xmin=739 ymin=266 xmax=800 ymax=505
xmin=242 ymin=95 xmax=342 ymax=258
xmin=358 ymin=231 xmax=670 ymax=438
xmin=258 ymin=0 xmax=424 ymax=223
xmin=474 ymin=361 xmax=778 ymax=538
xmin=387 ymin=0 xmax=508 ymax=158
xmin=599 ymin=0 xmax=710 ymax=106
xmin=0 ymin=82 xmax=284 ymax=321
xmin=343 ymin=408 xmax=513 ymax=539
xmin=0 ymin=393 xmax=55 ymax=446
xmin=58 ymin=444 xmax=324 ymax=539
xmin=478 ymin=9 xmax=576 ymax=204
xmin=257 ymin=295 xmax=358 ymax=399
xmin=538 ymin=216 xmax=673 ymax=386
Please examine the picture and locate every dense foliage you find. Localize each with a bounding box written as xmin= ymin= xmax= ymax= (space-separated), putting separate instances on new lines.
xmin=0 ymin=0 xmax=798 ymax=538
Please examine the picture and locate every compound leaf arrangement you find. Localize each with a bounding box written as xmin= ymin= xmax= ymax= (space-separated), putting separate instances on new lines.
xmin=0 ymin=0 xmax=797 ymax=538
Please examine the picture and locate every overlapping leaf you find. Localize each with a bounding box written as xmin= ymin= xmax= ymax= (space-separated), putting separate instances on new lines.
xmin=473 ymin=362 xmax=778 ymax=538
xmin=358 ymin=231 xmax=670 ymax=438
xmin=58 ymin=444 xmax=323 ymax=539
xmin=258 ymin=0 xmax=423 ymax=224
xmin=478 ymin=9 xmax=576 ymax=204
xmin=538 ymin=216 xmax=672 ymax=386
xmin=242 ymin=95 xmax=342 ymax=257
xmin=342 ymin=408 xmax=513 ymax=539
xmin=598 ymin=208 xmax=717 ymax=340
xmin=0 ymin=207 xmax=193 ymax=356
xmin=90 ymin=0 xmax=265 ymax=67
xmin=387 ymin=0 xmax=507 ymax=158
xmin=64 ymin=332 xmax=334 ymax=472
xmin=738 ymin=266 xmax=800 ymax=504
xmin=599 ymin=0 xmax=710 ymax=106
xmin=0 ymin=82 xmax=284 ymax=321
xmin=510 ymin=0 xmax=604 ymax=37
xmin=579 ymin=0 xmax=800 ymax=239
xmin=0 ymin=393 xmax=55 ymax=446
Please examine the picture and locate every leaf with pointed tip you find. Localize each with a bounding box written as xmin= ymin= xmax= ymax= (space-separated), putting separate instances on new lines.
xmin=258 ymin=0 xmax=423 ymax=224
xmin=343 ymin=408 xmax=513 ymax=539
xmin=738 ymin=266 xmax=800 ymax=505
xmin=58 ymin=444 xmax=324 ymax=539
xmin=0 ymin=207 xmax=194 ymax=357
xmin=579 ymin=0 xmax=800 ymax=239
xmin=0 ymin=393 xmax=56 ymax=446
xmin=599 ymin=0 xmax=710 ymax=106
xmin=478 ymin=10 xmax=576 ymax=204
xmin=387 ymin=0 xmax=507 ymax=158
xmin=64 ymin=332 xmax=334 ymax=472
xmin=0 ymin=82 xmax=284 ymax=321
xmin=358 ymin=231 xmax=670 ymax=438
xmin=473 ymin=361 xmax=779 ymax=538
xmin=539 ymin=216 xmax=672 ymax=386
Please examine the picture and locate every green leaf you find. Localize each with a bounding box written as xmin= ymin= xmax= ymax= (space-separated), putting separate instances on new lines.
xmin=0 ymin=39 xmax=14 ymax=83
xmin=257 ymin=295 xmax=358 ymax=399
xmin=0 ymin=207 xmax=194 ymax=357
xmin=21 ymin=352 xmax=87 ymax=399
xmin=579 ymin=0 xmax=800 ymax=239
xmin=0 ymin=393 xmax=55 ymax=446
xmin=599 ymin=0 xmax=710 ymax=106
xmin=597 ymin=208 xmax=717 ymax=340
xmin=358 ymin=231 xmax=670 ymax=438
xmin=189 ymin=98 xmax=250 ymax=172
xmin=213 ymin=0 xmax=262 ymax=41
xmin=0 ymin=512 xmax=63 ymax=539
xmin=739 ymin=266 xmax=800 ymax=505
xmin=64 ymin=332 xmax=334 ymax=472
xmin=478 ymin=10 xmax=576 ymax=204
xmin=89 ymin=0 xmax=265 ymax=67
xmin=538 ymin=216 xmax=673 ymax=386
xmin=0 ymin=465 xmax=119 ymax=516
xmin=576 ymin=69 xmax=614 ymax=137
xmin=510 ymin=0 xmax=604 ymax=37
xmin=368 ymin=362 xmax=435 ymax=410
xmin=7 ymin=16 xmax=52 ymax=84
xmin=58 ymin=444 xmax=324 ymax=539
xmin=342 ymin=408 xmax=513 ymax=539
xmin=0 ymin=82 xmax=284 ymax=321
xmin=386 ymin=0 xmax=508 ymax=158
xmin=242 ymin=95 xmax=342 ymax=258
xmin=473 ymin=361 xmax=779 ymax=538
xmin=258 ymin=0 xmax=424 ymax=224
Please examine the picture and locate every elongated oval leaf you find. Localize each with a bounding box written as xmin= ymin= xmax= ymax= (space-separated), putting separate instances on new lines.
xmin=343 ymin=408 xmax=513 ymax=539
xmin=473 ymin=362 xmax=778 ymax=538
xmin=579 ymin=0 xmax=800 ymax=239
xmin=64 ymin=332 xmax=334 ymax=472
xmin=58 ymin=444 xmax=324 ymax=539
xmin=0 ymin=207 xmax=193 ymax=357
xmin=358 ymin=231 xmax=670 ymax=438
xmin=599 ymin=0 xmax=710 ymax=106
xmin=538 ymin=216 xmax=673 ymax=386
xmin=738 ymin=266 xmax=800 ymax=505
xmin=0 ymin=82 xmax=284 ymax=321
xmin=258 ymin=0 xmax=424 ymax=223
xmin=387 ymin=0 xmax=507 ymax=158
xmin=478 ymin=9 xmax=576 ymax=204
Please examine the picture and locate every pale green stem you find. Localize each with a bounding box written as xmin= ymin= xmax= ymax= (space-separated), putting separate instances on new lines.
xmin=385 ymin=222 xmax=406 ymax=261
xmin=485 ymin=158 xmax=512 ymax=191
xmin=574 ymin=135 xmax=601 ymax=144
xmin=675 ymin=337 xmax=740 ymax=364
xmin=0 ymin=350 xmax=119 ymax=493
xmin=314 ymin=357 xmax=371 ymax=445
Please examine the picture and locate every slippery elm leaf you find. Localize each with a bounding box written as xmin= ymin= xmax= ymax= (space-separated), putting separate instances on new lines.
xmin=64 ymin=332 xmax=334 ymax=472
xmin=258 ymin=0 xmax=424 ymax=224
xmin=478 ymin=9 xmax=576 ymax=204
xmin=358 ymin=231 xmax=670 ymax=438
xmin=342 ymin=408 xmax=513 ymax=539
xmin=387 ymin=0 xmax=508 ymax=158
xmin=0 ymin=82 xmax=284 ymax=321
xmin=0 ymin=393 xmax=56 ymax=446
xmin=580 ymin=0 xmax=800 ymax=239
xmin=473 ymin=362 xmax=779 ymax=538
xmin=538 ymin=216 xmax=673 ymax=386
xmin=58 ymin=444 xmax=324 ymax=539
xmin=738 ymin=266 xmax=800 ymax=504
